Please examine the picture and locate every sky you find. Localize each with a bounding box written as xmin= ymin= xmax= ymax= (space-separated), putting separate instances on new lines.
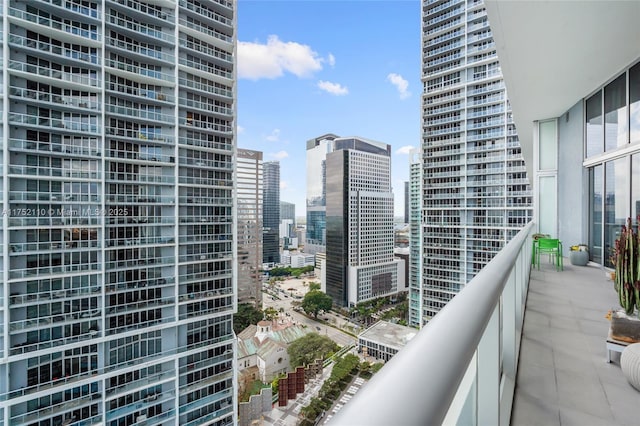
xmin=236 ymin=0 xmax=421 ymax=218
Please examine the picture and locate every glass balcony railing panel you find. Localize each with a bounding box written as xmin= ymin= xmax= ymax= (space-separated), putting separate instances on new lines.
xmin=9 ymin=87 xmax=100 ymax=110
xmin=111 ymin=0 xmax=174 ymax=23
xmin=105 ymin=127 xmax=174 ymax=144
xmin=104 ymin=315 xmax=175 ymax=336
xmin=178 ymin=77 xmax=232 ymax=99
xmin=9 ymin=392 xmax=101 ymax=425
xmin=178 ymin=57 xmax=232 ymax=81
xmin=9 ymin=263 xmax=101 ymax=279
xmin=105 ymin=59 xmax=175 ymax=83
xmin=105 ymin=104 xmax=174 ymax=124
xmin=9 ymin=60 xmax=101 ymax=87
xmin=178 ymin=0 xmax=233 ymax=28
xmin=8 ymin=35 xmax=100 ymax=65
xmin=177 ymin=137 xmax=232 ymax=152
xmin=104 ymin=256 xmax=175 ymax=270
xmin=8 ymin=113 xmax=101 ymax=135
xmin=105 ymin=194 xmax=174 ymax=204
xmin=178 ymin=118 xmax=232 ymax=133
xmin=177 ymin=17 xmax=232 ymax=45
xmin=9 ymin=138 xmax=101 ymax=157
xmin=106 ymin=14 xmax=174 ymax=44
xmin=39 ymin=0 xmax=101 ymax=20
xmin=106 ymin=371 xmax=175 ymax=398
xmin=7 ymin=164 xmax=101 ymax=179
xmin=178 ymin=39 xmax=232 ymax=65
xmin=106 ymin=82 xmax=174 ymax=103
xmin=8 ymin=240 xmax=100 ymax=254
xmin=8 ymin=7 xmax=101 ymax=42
xmin=330 ymin=223 xmax=534 ymax=425
xmin=105 ymin=37 xmax=174 ymax=64
xmin=177 ymin=196 xmax=232 ymax=206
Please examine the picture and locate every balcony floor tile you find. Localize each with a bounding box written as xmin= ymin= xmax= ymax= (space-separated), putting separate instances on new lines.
xmin=512 ymin=261 xmax=639 ymax=426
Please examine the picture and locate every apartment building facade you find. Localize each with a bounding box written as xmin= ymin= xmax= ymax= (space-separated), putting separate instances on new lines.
xmin=237 ymin=149 xmax=262 ymax=307
xmin=414 ymin=0 xmax=532 ymax=325
xmin=0 ymin=1 xmax=237 ymax=425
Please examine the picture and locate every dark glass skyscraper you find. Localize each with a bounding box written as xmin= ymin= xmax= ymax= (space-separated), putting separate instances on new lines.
xmin=263 ymin=161 xmax=280 ymax=265
xmin=325 ymin=137 xmax=399 ymax=307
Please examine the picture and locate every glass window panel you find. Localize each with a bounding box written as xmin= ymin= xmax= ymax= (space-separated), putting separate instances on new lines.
xmin=538 ymin=176 xmax=557 ymax=237
xmin=630 ymin=62 xmax=640 ymax=143
xmin=586 ymin=91 xmax=603 ymax=157
xmin=590 ymin=165 xmax=603 ymax=264
xmin=539 ymin=120 xmax=557 ymax=170
xmin=604 ymin=158 xmax=629 ymax=267
xmin=604 ymin=74 xmax=628 ymax=151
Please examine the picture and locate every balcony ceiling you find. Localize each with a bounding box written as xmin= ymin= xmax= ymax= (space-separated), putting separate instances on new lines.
xmin=484 ymin=0 xmax=640 ymax=178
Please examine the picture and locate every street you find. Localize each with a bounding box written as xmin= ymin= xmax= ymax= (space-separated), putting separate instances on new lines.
xmin=262 ymin=283 xmax=357 ymax=348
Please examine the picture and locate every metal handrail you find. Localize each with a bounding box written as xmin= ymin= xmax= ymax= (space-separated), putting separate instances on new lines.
xmin=330 ymin=222 xmax=533 ymax=425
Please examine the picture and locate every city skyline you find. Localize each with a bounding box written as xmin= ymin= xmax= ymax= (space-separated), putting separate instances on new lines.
xmin=236 ymin=0 xmax=421 ymax=217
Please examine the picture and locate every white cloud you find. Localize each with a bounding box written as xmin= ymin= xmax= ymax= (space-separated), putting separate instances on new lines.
xmin=270 ymin=150 xmax=289 ymax=160
xmin=280 ymin=181 xmax=288 ymax=190
xmin=317 ymin=80 xmax=349 ymax=96
xmin=266 ymin=129 xmax=281 ymax=142
xmin=395 ymin=145 xmax=415 ymax=155
xmin=237 ymin=125 xmax=245 ymax=134
xmin=387 ymin=73 xmax=411 ymax=99
xmin=238 ymin=35 xmax=323 ymax=80
xmin=327 ymin=53 xmax=336 ymax=67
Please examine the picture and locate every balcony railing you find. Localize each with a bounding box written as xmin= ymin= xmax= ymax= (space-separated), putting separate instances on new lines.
xmin=331 ymin=222 xmax=533 ymax=426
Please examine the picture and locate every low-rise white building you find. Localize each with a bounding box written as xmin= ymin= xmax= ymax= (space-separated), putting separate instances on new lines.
xmin=358 ymin=320 xmax=416 ymax=363
xmin=237 ymin=319 xmax=312 ymax=383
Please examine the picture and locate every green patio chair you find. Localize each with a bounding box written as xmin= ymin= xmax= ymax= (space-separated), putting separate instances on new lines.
xmin=535 ymin=238 xmax=563 ymax=271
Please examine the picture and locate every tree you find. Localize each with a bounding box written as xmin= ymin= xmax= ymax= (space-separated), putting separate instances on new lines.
xmin=301 ymin=290 xmax=333 ymax=319
xmin=233 ymin=303 xmax=263 ymax=334
xmin=263 ymin=307 xmax=278 ymax=320
xmin=288 ymin=333 xmax=338 ymax=367
xmin=308 ymin=282 xmax=321 ymax=292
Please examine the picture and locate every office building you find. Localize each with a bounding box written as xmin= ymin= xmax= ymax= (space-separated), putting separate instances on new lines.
xmin=414 ymin=0 xmax=533 ymax=325
xmin=0 ymin=1 xmax=237 ymax=425
xmin=237 ymin=149 xmax=263 ymax=307
xmin=279 ymin=201 xmax=295 ymax=249
xmin=325 ymin=136 xmax=401 ymax=307
xmin=262 ymin=161 xmax=280 ymax=265
xmin=305 ymin=133 xmax=338 ymax=255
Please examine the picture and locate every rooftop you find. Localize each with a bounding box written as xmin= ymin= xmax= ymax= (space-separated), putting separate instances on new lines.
xmin=513 ymin=261 xmax=639 ymax=425
xmin=358 ymin=320 xmax=416 ymax=350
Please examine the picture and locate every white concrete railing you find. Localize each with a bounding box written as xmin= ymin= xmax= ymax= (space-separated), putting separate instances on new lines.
xmin=330 ymin=222 xmax=533 ymax=426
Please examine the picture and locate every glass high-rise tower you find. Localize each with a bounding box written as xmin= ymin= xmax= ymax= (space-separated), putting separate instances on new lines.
xmin=0 ymin=1 xmax=237 ymax=424
xmin=237 ymin=149 xmax=263 ymax=307
xmin=305 ymin=133 xmax=338 ymax=256
xmin=413 ymin=0 xmax=532 ymax=325
xmin=262 ymin=161 xmax=280 ymax=265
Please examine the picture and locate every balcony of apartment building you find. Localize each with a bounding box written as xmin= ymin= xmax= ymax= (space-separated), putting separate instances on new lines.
xmin=333 ymin=3 xmax=640 ymax=425
xmin=331 ymin=223 xmax=639 ymax=425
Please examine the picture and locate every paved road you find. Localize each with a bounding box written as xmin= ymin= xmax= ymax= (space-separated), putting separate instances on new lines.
xmin=262 ymin=290 xmax=357 ymax=348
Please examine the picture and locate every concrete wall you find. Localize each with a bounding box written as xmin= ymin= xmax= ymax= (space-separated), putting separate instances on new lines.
xmin=238 ymin=387 xmax=273 ymax=426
